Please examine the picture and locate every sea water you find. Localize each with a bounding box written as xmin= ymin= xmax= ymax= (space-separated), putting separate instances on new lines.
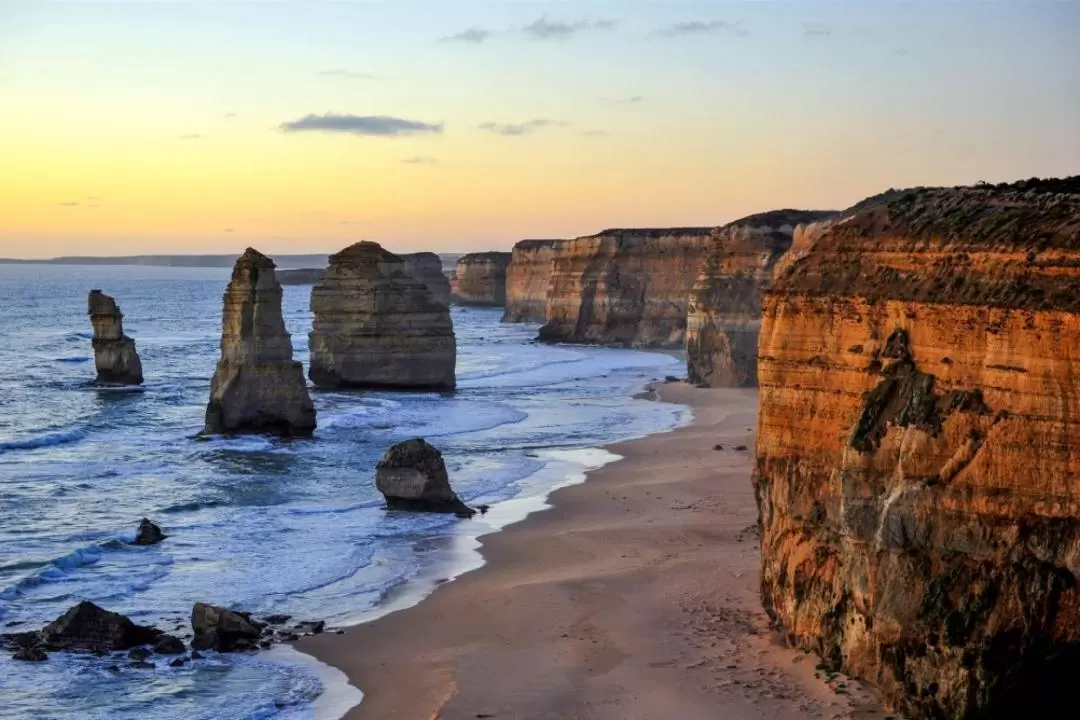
xmin=0 ymin=264 xmax=689 ymax=719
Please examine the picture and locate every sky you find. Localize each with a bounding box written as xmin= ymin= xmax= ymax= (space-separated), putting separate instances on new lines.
xmin=1 ymin=1 xmax=1077 ymax=257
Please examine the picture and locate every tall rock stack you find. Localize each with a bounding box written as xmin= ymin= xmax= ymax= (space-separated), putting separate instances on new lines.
xmin=87 ymin=290 xmax=144 ymax=385
xmin=203 ymin=248 xmax=316 ymax=436
xmin=754 ymin=178 xmax=1080 ymax=719
xmin=309 ymin=242 xmax=456 ymax=390
xmin=502 ymin=239 xmax=561 ymax=323
xmin=450 ymin=252 xmax=512 ymax=306
xmin=401 ymin=252 xmax=452 ymax=307
xmin=685 ymin=210 xmax=836 ymax=387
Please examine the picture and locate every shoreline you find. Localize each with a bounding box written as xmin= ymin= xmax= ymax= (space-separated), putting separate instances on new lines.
xmin=299 ymin=383 xmax=889 ymax=719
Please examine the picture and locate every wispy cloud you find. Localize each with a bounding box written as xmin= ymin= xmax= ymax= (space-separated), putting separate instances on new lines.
xmin=224 ymin=228 xmax=235 ymax=233
xmin=606 ymin=95 xmax=644 ymax=105
xmin=177 ymin=133 xmax=203 ymax=140
xmin=477 ymin=118 xmax=567 ymax=136
xmin=440 ymin=27 xmax=492 ymax=44
xmin=224 ymin=112 xmax=237 ymax=119
xmin=318 ymin=68 xmax=377 ymax=80
xmin=804 ymin=23 xmax=832 ymax=38
xmin=58 ymin=201 xmax=79 ymax=207
xmin=651 ymin=20 xmax=747 ymax=38
xmin=522 ymin=16 xmax=617 ymax=40
xmin=280 ymin=113 xmax=444 ymax=137
xmin=582 ymin=130 xmax=609 ymax=137
xmin=402 ymin=155 xmax=439 ymax=165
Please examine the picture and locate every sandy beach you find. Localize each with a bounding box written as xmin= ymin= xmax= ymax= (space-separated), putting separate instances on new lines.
xmin=300 ymin=383 xmax=888 ymax=720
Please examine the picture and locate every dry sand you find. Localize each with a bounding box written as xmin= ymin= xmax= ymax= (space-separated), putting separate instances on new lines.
xmin=299 ymin=384 xmax=888 ymax=720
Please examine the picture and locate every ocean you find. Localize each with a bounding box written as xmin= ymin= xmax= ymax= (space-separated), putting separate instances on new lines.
xmin=0 ymin=264 xmax=690 ymax=720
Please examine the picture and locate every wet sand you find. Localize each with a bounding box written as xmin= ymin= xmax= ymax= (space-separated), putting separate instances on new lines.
xmin=299 ymin=383 xmax=887 ymax=720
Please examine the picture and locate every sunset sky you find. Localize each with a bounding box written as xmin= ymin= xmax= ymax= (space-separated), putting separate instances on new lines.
xmin=1 ymin=1 xmax=1077 ymax=257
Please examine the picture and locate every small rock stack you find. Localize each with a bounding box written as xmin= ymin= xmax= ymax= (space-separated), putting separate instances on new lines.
xmin=87 ymin=290 xmax=143 ymax=385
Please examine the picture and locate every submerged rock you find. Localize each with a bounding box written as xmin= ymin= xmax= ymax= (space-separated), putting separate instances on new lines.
xmin=450 ymin=252 xmax=512 ymax=306
xmin=152 ymin=635 xmax=185 ymax=655
xmin=190 ymin=602 xmax=265 ymax=652
xmin=203 ymin=248 xmax=316 ymax=437
xmin=12 ymin=646 xmax=47 ymax=662
xmin=375 ymin=439 xmax=473 ymax=515
xmin=87 ymin=290 xmax=143 ymax=385
xmin=40 ymin=601 xmax=162 ymax=653
xmin=132 ymin=518 xmax=166 ymax=546
xmin=309 ymin=242 xmax=456 ymax=390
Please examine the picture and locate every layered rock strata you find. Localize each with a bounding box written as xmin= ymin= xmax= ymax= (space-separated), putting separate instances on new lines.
xmin=375 ymin=438 xmax=472 ymax=515
xmin=502 ymin=239 xmax=561 ymax=323
xmin=754 ymin=177 xmax=1080 ymax=719
xmin=402 ymin=252 xmax=452 ymax=307
xmin=203 ymin=248 xmax=316 ymax=436
xmin=538 ymin=228 xmax=713 ymax=347
xmin=309 ymin=242 xmax=456 ymax=390
xmin=685 ymin=210 xmax=836 ymax=387
xmin=87 ymin=290 xmax=143 ymax=384
xmin=450 ymin=252 xmax=512 ymax=306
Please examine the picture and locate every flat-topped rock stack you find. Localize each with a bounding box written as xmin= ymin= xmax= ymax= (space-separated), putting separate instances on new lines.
xmin=754 ymin=177 xmax=1080 ymax=719
xmin=450 ymin=252 xmax=512 ymax=306
xmin=685 ymin=210 xmax=836 ymax=387
xmin=401 ymin=252 xmax=452 ymax=307
xmin=502 ymin=239 xmax=561 ymax=323
xmin=203 ymin=248 xmax=316 ymax=436
xmin=87 ymin=290 xmax=144 ymax=385
xmin=538 ymin=228 xmax=713 ymax=348
xmin=309 ymin=242 xmax=456 ymax=390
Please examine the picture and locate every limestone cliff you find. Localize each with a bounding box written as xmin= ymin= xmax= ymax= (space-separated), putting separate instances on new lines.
xmin=538 ymin=228 xmax=712 ymax=348
xmin=309 ymin=242 xmax=456 ymax=390
xmin=87 ymin=290 xmax=143 ymax=385
xmin=203 ymin=248 xmax=316 ymax=436
xmin=401 ymin=252 xmax=452 ymax=307
xmin=450 ymin=252 xmax=511 ymax=306
xmin=685 ymin=210 xmax=836 ymax=387
xmin=754 ymin=177 xmax=1080 ymax=719
xmin=502 ymin=239 xmax=561 ymax=323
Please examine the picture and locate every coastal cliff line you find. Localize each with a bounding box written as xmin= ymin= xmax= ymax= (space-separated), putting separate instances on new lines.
xmin=753 ymin=177 xmax=1080 ymax=719
xmin=502 ymin=239 xmax=562 ymax=324
xmin=450 ymin=252 xmax=512 ymax=306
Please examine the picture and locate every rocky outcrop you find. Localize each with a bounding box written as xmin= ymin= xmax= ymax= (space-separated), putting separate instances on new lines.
xmin=685 ymin=210 xmax=836 ymax=387
xmin=132 ymin=518 xmax=166 ymax=546
xmin=191 ymin=602 xmax=265 ymax=652
xmin=42 ymin=601 xmax=162 ymax=653
xmin=276 ymin=268 xmax=324 ymax=285
xmin=402 ymin=252 xmax=452 ymax=307
xmin=309 ymin=242 xmax=456 ymax=390
xmin=203 ymin=248 xmax=316 ymax=437
xmin=451 ymin=252 xmax=512 ymax=306
xmin=502 ymin=240 xmax=561 ymax=323
xmin=754 ymin=177 xmax=1080 ymax=719
xmin=375 ymin=438 xmax=473 ymax=515
xmin=87 ymin=290 xmax=143 ymax=385
xmin=538 ymin=228 xmax=713 ymax=348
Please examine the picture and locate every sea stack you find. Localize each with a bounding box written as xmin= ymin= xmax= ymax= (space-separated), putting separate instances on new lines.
xmin=502 ymin=239 xmax=561 ymax=323
xmin=685 ymin=210 xmax=836 ymax=387
xmin=87 ymin=290 xmax=143 ymax=385
xmin=754 ymin=177 xmax=1080 ymax=718
xmin=401 ymin=252 xmax=452 ymax=307
xmin=375 ymin=439 xmax=473 ymax=515
xmin=309 ymin=242 xmax=456 ymax=390
xmin=203 ymin=248 xmax=316 ymax=436
xmin=450 ymin=252 xmax=512 ymax=306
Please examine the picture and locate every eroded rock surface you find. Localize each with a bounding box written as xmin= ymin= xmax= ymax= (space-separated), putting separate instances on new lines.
xmin=754 ymin=177 xmax=1080 ymax=719
xmin=538 ymin=228 xmax=713 ymax=348
xmin=686 ymin=210 xmax=836 ymax=387
xmin=375 ymin=438 xmax=473 ymax=514
xmin=502 ymin=239 xmax=561 ymax=323
xmin=132 ymin=518 xmax=166 ymax=546
xmin=309 ymin=242 xmax=456 ymax=390
xmin=191 ymin=602 xmax=265 ymax=652
xmin=402 ymin=252 xmax=452 ymax=307
xmin=87 ymin=290 xmax=143 ymax=385
xmin=203 ymin=248 xmax=316 ymax=436
xmin=42 ymin=601 xmax=163 ymax=653
xmin=451 ymin=252 xmax=512 ymax=306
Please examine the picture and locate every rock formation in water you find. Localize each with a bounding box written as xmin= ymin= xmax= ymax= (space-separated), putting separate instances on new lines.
xmin=203 ymin=248 xmax=316 ymax=436
xmin=309 ymin=242 xmax=456 ymax=390
xmin=132 ymin=518 xmax=166 ymax=546
xmin=754 ymin=177 xmax=1080 ymax=719
xmin=685 ymin=210 xmax=836 ymax=387
xmin=42 ymin=601 xmax=163 ymax=653
xmin=502 ymin=239 xmax=561 ymax=323
xmin=87 ymin=290 xmax=144 ymax=385
xmin=401 ymin=252 xmax=452 ymax=307
xmin=375 ymin=438 xmax=473 ymax=515
xmin=191 ymin=602 xmax=266 ymax=652
xmin=275 ymin=268 xmax=325 ymax=285
xmin=450 ymin=252 xmax=512 ymax=306
xmin=538 ymin=228 xmax=713 ymax=348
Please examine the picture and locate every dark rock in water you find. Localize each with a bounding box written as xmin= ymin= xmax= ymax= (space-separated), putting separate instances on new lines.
xmin=375 ymin=439 xmax=474 ymax=515
xmin=664 ymin=375 xmax=681 ymax=383
xmin=12 ymin=647 xmax=47 ymax=662
xmin=264 ymin=614 xmax=292 ymax=625
xmin=152 ymin=635 xmax=185 ymax=655
xmin=41 ymin=601 xmax=162 ymax=653
xmin=282 ymin=632 xmax=299 ymax=642
xmin=713 ymin=444 xmax=724 ymax=451
xmin=734 ymin=444 xmax=748 ymax=451
xmin=477 ymin=504 xmax=491 ymax=515
xmin=128 ymin=661 xmax=154 ymax=670
xmin=88 ymin=290 xmax=144 ymax=385
xmin=128 ymin=647 xmax=151 ymax=662
xmin=169 ymin=657 xmax=187 ymax=668
xmin=191 ymin=602 xmax=265 ymax=652
xmin=190 ymin=650 xmax=204 ymax=660
xmin=132 ymin=518 xmax=167 ymax=546
xmin=294 ymin=620 xmax=325 ymax=635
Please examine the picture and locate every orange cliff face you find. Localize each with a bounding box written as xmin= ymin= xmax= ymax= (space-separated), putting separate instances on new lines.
xmin=685 ymin=210 xmax=836 ymax=387
xmin=502 ymin=240 xmax=561 ymax=324
xmin=754 ymin=177 xmax=1080 ymax=719
xmin=537 ymin=228 xmax=713 ymax=348
xmin=450 ymin=252 xmax=512 ymax=306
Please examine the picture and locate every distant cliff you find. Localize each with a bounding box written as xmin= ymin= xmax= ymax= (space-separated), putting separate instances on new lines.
xmin=754 ymin=177 xmax=1080 ymax=719
xmin=502 ymin=240 xmax=561 ymax=323
xmin=451 ymin=252 xmax=512 ymax=306
xmin=685 ymin=210 xmax=836 ymax=387
xmin=276 ymin=268 xmax=325 ymax=285
xmin=402 ymin=252 xmax=452 ymax=307
xmin=537 ymin=228 xmax=713 ymax=348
